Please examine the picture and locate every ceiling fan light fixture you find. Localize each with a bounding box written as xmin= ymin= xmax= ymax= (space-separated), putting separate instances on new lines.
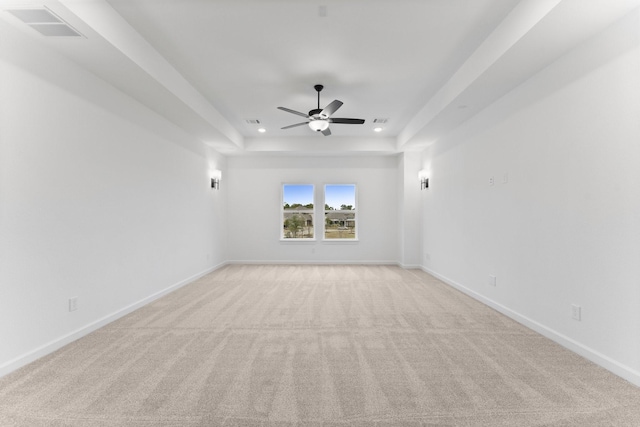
xmin=308 ymin=119 xmax=329 ymax=132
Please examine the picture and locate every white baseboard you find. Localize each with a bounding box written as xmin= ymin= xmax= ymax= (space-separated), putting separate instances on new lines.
xmin=226 ymin=260 xmax=399 ymax=265
xmin=420 ymin=266 xmax=640 ymax=388
xmin=399 ymin=263 xmax=423 ymax=269
xmin=0 ymin=262 xmax=227 ymax=379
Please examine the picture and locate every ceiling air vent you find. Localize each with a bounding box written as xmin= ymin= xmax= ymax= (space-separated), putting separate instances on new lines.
xmin=245 ymin=119 xmax=261 ymax=125
xmin=373 ymin=118 xmax=388 ymax=124
xmin=6 ymin=8 xmax=83 ymax=37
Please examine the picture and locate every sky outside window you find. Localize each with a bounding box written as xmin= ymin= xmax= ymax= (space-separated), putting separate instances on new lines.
xmin=325 ymin=185 xmax=355 ymax=209
xmin=283 ymin=184 xmax=314 ymax=206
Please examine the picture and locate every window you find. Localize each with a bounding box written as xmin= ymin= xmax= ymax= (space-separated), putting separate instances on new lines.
xmin=324 ymin=184 xmax=357 ymax=239
xmin=282 ymin=184 xmax=314 ymax=239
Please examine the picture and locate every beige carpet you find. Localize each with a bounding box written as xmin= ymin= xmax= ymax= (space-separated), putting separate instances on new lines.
xmin=1 ymin=265 xmax=639 ymax=426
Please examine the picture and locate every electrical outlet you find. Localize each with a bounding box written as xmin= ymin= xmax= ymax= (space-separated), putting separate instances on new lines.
xmin=489 ymin=176 xmax=494 ymax=186
xmin=488 ymin=275 xmax=496 ymax=286
xmin=502 ymin=173 xmax=508 ymax=184
xmin=572 ymin=304 xmax=581 ymax=321
xmin=424 ymin=253 xmax=431 ymax=261
xmin=69 ymin=297 xmax=78 ymax=312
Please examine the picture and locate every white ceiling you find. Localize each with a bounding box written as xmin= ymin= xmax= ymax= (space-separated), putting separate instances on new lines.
xmin=2 ymin=0 xmax=639 ymax=155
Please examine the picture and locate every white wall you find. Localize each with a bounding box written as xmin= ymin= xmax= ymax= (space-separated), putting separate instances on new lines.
xmin=227 ymin=155 xmax=398 ymax=263
xmin=421 ymin=9 xmax=640 ymax=385
xmin=0 ymin=22 xmax=227 ymax=376
xmin=397 ymin=152 xmax=423 ymax=268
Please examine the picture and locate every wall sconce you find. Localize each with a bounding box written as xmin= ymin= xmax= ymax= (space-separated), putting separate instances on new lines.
xmin=210 ymin=170 xmax=222 ymax=189
xmin=419 ymin=170 xmax=429 ymax=190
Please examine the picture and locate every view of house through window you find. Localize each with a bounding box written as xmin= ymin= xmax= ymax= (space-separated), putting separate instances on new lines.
xmin=282 ymin=184 xmax=314 ymax=239
xmin=324 ymin=184 xmax=357 ymax=239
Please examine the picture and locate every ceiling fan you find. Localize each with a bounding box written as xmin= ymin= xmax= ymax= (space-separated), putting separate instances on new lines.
xmin=277 ymin=85 xmax=365 ymax=136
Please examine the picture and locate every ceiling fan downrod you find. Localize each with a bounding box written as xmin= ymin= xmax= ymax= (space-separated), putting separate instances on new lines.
xmin=311 ymin=84 xmax=324 ymax=116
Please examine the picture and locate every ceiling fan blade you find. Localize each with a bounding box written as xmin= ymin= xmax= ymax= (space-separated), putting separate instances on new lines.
xmin=277 ymin=106 xmax=309 ymax=118
xmin=321 ymin=127 xmax=332 ymax=136
xmin=281 ymin=122 xmax=309 ymax=129
xmin=319 ymin=100 xmax=343 ymax=118
xmin=329 ymin=118 xmax=365 ymax=124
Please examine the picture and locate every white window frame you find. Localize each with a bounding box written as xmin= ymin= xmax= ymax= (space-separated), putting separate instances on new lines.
xmin=323 ymin=184 xmax=358 ymax=241
xmin=281 ymin=183 xmax=316 ymax=241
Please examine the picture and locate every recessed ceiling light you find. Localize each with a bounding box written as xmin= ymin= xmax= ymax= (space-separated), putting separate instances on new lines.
xmin=374 ymin=127 xmax=383 ymax=132
xmin=258 ymin=128 xmax=266 ymax=133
